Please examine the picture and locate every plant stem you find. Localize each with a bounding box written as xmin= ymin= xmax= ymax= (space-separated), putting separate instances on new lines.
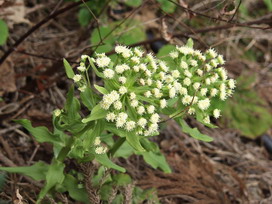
xmin=108 ymin=137 xmax=126 ymax=157
xmin=57 ymin=137 xmax=74 ymax=162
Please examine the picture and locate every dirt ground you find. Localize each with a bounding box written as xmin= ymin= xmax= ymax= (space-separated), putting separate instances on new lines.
xmin=0 ymin=0 xmax=272 ymax=203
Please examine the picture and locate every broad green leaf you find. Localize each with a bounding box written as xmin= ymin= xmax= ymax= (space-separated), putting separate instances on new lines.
xmin=124 ymin=0 xmax=142 ymax=7
xmin=140 ymin=151 xmax=171 ymax=173
xmin=0 ymin=161 xmax=48 ymax=181
xmin=83 ymin=120 xmax=105 ymax=149
xmin=82 ymin=104 xmax=107 ymax=123
xmin=95 ymin=154 xmax=126 ymax=172
xmin=80 ymin=87 xmax=96 ymax=110
xmin=112 ymin=173 xmax=132 ymax=186
xmin=0 ymin=19 xmax=8 ymax=45
xmin=94 ymin=84 xmax=108 ymax=94
xmin=15 ymin=119 xmax=61 ymax=144
xmin=63 ymin=59 xmax=75 ymax=79
xmin=264 ymin=0 xmax=272 ymax=11
xmin=114 ymin=141 xmax=134 ymax=159
xmin=38 ymin=160 xmax=65 ymax=201
xmin=78 ymin=8 xmax=92 ymax=26
xmin=62 ymin=174 xmax=89 ymax=203
xmin=125 ymin=132 xmax=146 ymax=152
xmin=156 ymin=0 xmax=177 ymax=13
xmin=177 ymin=119 xmax=213 ymax=142
xmin=90 ymin=26 xmax=114 ymax=53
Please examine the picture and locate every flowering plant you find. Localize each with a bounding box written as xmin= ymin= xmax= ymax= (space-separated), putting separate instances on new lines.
xmin=0 ymin=39 xmax=235 ymax=203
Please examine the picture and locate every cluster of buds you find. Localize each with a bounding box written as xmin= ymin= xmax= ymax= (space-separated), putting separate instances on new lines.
xmin=94 ymin=137 xmax=107 ymax=154
xmin=73 ymin=43 xmax=235 ymax=137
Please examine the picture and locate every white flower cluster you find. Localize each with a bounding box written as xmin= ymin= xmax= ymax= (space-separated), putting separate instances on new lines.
xmin=77 ymin=43 xmax=235 ymax=136
xmin=166 ymin=45 xmax=235 ymax=124
xmin=93 ymin=137 xmax=107 ymax=154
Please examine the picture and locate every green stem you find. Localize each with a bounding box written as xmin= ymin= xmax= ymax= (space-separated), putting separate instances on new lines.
xmin=107 ymin=137 xmax=126 ymax=157
xmin=57 ymin=137 xmax=75 ymax=162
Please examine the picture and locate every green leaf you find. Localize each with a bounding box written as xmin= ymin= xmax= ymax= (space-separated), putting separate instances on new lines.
xmin=124 ymin=0 xmax=142 ymax=7
xmin=90 ymin=26 xmax=114 ymax=53
xmin=112 ymin=173 xmax=132 ymax=186
xmin=264 ymin=0 xmax=272 ymax=11
xmin=94 ymin=84 xmax=108 ymax=94
xmin=82 ymin=104 xmax=107 ymax=123
xmin=15 ymin=119 xmax=61 ymax=144
xmin=140 ymin=151 xmax=171 ymax=173
xmin=177 ymin=119 xmax=213 ymax=142
xmin=63 ymin=59 xmax=75 ymax=79
xmin=80 ymin=87 xmax=96 ymax=110
xmin=0 ymin=161 xmax=48 ymax=181
xmin=156 ymin=0 xmax=177 ymax=13
xmin=95 ymin=154 xmax=126 ymax=172
xmin=62 ymin=174 xmax=89 ymax=203
xmin=38 ymin=160 xmax=65 ymax=201
xmin=78 ymin=8 xmax=92 ymax=27
xmin=0 ymin=19 xmax=8 ymax=45
xmin=114 ymin=141 xmax=134 ymax=159
xmin=125 ymin=132 xmax=146 ymax=152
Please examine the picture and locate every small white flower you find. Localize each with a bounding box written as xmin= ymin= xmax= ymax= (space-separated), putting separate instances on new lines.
xmin=77 ymin=66 xmax=86 ymax=72
xmin=118 ymin=76 xmax=127 ymax=84
xmin=180 ymin=61 xmax=188 ymax=69
xmin=160 ymin=99 xmax=167 ymax=108
xmin=119 ymin=86 xmax=127 ymax=95
xmin=204 ymin=64 xmax=212 ymax=72
xmin=228 ymin=79 xmax=236 ymax=89
xmin=130 ymin=92 xmax=136 ymax=100
xmin=220 ymin=91 xmax=227 ymax=101
xmin=184 ymin=70 xmax=192 ymax=78
xmin=188 ymin=108 xmax=195 ymax=115
xmin=94 ymin=137 xmax=101 ymax=146
xmin=131 ymin=99 xmax=139 ymax=107
xmin=106 ymin=112 xmax=116 ymax=122
xmin=137 ymin=106 xmax=145 ymax=115
xmin=95 ymin=146 xmax=106 ymax=154
xmin=147 ymin=53 xmax=155 ymax=62
xmin=220 ymin=83 xmax=226 ymax=92
xmin=148 ymin=123 xmax=159 ymax=133
xmin=81 ymin=55 xmax=88 ymax=60
xmin=200 ymin=88 xmax=208 ymax=96
xmin=131 ymin=56 xmax=140 ymax=64
xmin=165 ymin=75 xmax=174 ymax=83
xmin=54 ymin=109 xmax=61 ymax=117
xmin=197 ymin=69 xmax=203 ymax=76
xmin=146 ymin=78 xmax=153 ymax=86
xmin=177 ymin=46 xmax=193 ymax=55
xmin=116 ymin=112 xmax=128 ymax=128
xmin=210 ymin=59 xmax=218 ymax=68
xmin=115 ymin=45 xmax=127 ymax=53
xmin=139 ymin=64 xmax=147 ymax=71
xmin=205 ymin=78 xmax=211 ymax=85
xmin=169 ymin=87 xmax=176 ymax=98
xmin=110 ymin=91 xmax=120 ymax=101
xmin=139 ymin=78 xmax=145 ymax=86
xmin=156 ymin=81 xmax=163 ymax=89
xmin=133 ymin=65 xmax=140 ymax=72
xmin=169 ymin=51 xmax=179 ymax=59
xmin=78 ymin=85 xmax=86 ymax=92
xmin=183 ymin=78 xmax=191 ymax=86
xmin=96 ymin=56 xmax=111 ymax=68
xmin=121 ymin=48 xmax=132 ymax=58
xmin=159 ymin=72 xmax=166 ymax=80
xmin=134 ymin=47 xmax=144 ymax=57
xmin=73 ymin=74 xmax=82 ymax=82
xmin=125 ymin=121 xmax=136 ymax=131
xmin=190 ymin=60 xmax=198 ymax=67
xmin=138 ymin=118 xmax=147 ymax=128
xmin=213 ymin=109 xmax=221 ymax=119
xmin=192 ymin=96 xmax=198 ymax=104
xmin=159 ymin=61 xmax=169 ymax=72
xmin=113 ymin=100 xmax=122 ymax=110
xmin=144 ymin=91 xmax=152 ymax=98
xmin=179 ymin=87 xmax=188 ymax=95
xmin=203 ymin=116 xmax=210 ymax=124
xmin=173 ymin=81 xmax=182 ymax=91
xmin=193 ymin=82 xmax=201 ymax=90
xmin=147 ymin=105 xmax=155 ymax=114
xmin=153 ymin=88 xmax=162 ymax=98
xmin=210 ymin=88 xmax=218 ymax=97
xmin=207 ymin=48 xmax=218 ymax=58
xmin=151 ymin=61 xmax=158 ymax=70
xmin=100 ymin=101 xmax=111 ymax=110
xmin=150 ymin=113 xmax=160 ymax=123
xmin=218 ymin=67 xmax=228 ymax=80
xmin=103 ymin=69 xmax=115 ymax=79
xmin=145 ymin=70 xmax=152 ymax=77
xmin=217 ymin=55 xmax=225 ymax=65
xmin=182 ymin=95 xmax=193 ymax=105
xmin=171 ymin=70 xmax=180 ymax=78
xmin=198 ymin=99 xmax=210 ymax=110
